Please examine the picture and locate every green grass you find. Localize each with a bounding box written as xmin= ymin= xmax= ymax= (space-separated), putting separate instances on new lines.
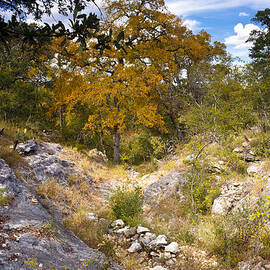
xmin=0 ymin=186 xmax=11 ymax=206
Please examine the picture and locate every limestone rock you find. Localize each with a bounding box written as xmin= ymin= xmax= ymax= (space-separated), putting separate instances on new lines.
xmin=144 ymin=171 xmax=185 ymax=204
xmin=233 ymin=147 xmax=243 ymax=153
xmin=16 ymin=139 xmax=38 ymax=155
xmin=127 ymin=241 xmax=142 ymax=253
xmin=0 ymin=159 xmax=123 ymax=270
xmin=150 ymin=266 xmax=167 ymax=270
xmin=149 ymin=235 xmax=167 ymax=249
xmin=17 ymin=140 xmax=87 ymax=184
xmin=244 ymin=152 xmax=257 ymax=162
xmin=247 ymin=161 xmax=270 ymax=177
xmin=86 ymin=212 xmax=99 ymax=222
xmin=111 ymin=219 xmax=125 ymax=229
xmin=212 ymin=182 xmax=249 ymax=215
xmin=139 ymin=232 xmax=156 ymax=247
xmin=137 ymin=225 xmax=150 ymax=234
xmin=87 ymin=148 xmax=108 ymax=164
xmin=164 ymin=242 xmax=179 ymax=254
xmin=116 ymin=226 xmax=131 ymax=235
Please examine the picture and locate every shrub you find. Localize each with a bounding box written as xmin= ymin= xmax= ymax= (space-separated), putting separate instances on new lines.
xmin=150 ymin=136 xmax=166 ymax=159
xmin=120 ymin=131 xmax=152 ymax=164
xmin=109 ymin=185 xmax=144 ymax=225
xmin=217 ymin=146 xmax=247 ymax=174
xmin=184 ymin=161 xmax=220 ymax=214
xmin=198 ymin=211 xmax=251 ymax=267
xmin=251 ymin=133 xmax=270 ymax=158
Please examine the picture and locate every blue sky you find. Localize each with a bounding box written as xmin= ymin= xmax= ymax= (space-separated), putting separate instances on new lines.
xmin=165 ymin=0 xmax=270 ymax=62
xmin=1 ymin=0 xmax=268 ymax=61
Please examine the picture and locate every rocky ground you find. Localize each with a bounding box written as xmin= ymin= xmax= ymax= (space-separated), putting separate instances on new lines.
xmin=1 ymin=137 xmax=270 ymax=269
xmin=0 ymin=142 xmax=122 ymax=269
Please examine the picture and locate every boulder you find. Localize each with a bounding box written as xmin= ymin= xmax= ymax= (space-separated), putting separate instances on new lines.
xmin=144 ymin=171 xmax=185 ymax=204
xmin=0 ymin=159 xmax=123 ymax=270
xmin=247 ymin=161 xmax=270 ymax=177
xmin=87 ymin=149 xmax=108 ymax=164
xmin=16 ymin=139 xmax=38 ymax=155
xmin=111 ymin=219 xmax=125 ymax=229
xmin=212 ymin=182 xmax=249 ymax=215
xmin=164 ymin=242 xmax=179 ymax=254
xmin=150 ymin=266 xmax=167 ymax=270
xmin=127 ymin=241 xmax=142 ymax=253
xmin=139 ymin=232 xmax=156 ymax=247
xmin=85 ymin=212 xmax=99 ymax=222
xmin=149 ymin=235 xmax=167 ymax=249
xmin=137 ymin=225 xmax=150 ymax=234
xmin=17 ymin=140 xmax=86 ymax=184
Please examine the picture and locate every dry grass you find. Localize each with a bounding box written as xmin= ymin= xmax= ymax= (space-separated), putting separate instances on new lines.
xmin=59 ymin=148 xmax=129 ymax=183
xmin=0 ymin=145 xmax=23 ymax=168
xmin=63 ymin=205 xmax=110 ymax=249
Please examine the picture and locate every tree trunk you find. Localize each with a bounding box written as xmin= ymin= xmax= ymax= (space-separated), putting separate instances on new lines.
xmin=59 ymin=106 xmax=63 ymax=131
xmin=113 ymin=125 xmax=121 ymax=163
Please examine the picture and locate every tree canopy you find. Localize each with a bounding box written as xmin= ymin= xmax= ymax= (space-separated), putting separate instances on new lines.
xmin=0 ymin=0 xmax=101 ymax=48
xmin=248 ymin=8 xmax=270 ymax=71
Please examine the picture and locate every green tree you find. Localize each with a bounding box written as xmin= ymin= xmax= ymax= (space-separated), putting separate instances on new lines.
xmin=0 ymin=0 xmax=101 ymax=49
xmin=248 ymin=8 xmax=270 ymax=73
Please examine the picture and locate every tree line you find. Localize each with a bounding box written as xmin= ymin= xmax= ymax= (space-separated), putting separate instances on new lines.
xmin=0 ymin=1 xmax=269 ymax=163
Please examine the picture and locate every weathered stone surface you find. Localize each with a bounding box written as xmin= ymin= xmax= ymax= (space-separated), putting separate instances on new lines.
xmin=111 ymin=219 xmax=125 ymax=229
xmin=115 ymin=226 xmax=130 ymax=235
xmin=144 ymin=171 xmax=185 ymax=204
xmin=0 ymin=159 xmax=123 ymax=270
xmin=139 ymin=232 xmax=156 ymax=247
xmin=150 ymin=266 xmax=167 ymax=270
xmin=17 ymin=140 xmax=87 ymax=184
xmin=149 ymin=235 xmax=167 ymax=249
xmin=164 ymin=242 xmax=179 ymax=254
xmin=127 ymin=241 xmax=142 ymax=253
xmin=244 ymin=152 xmax=257 ymax=162
xmin=233 ymin=147 xmax=243 ymax=153
xmin=16 ymin=139 xmax=38 ymax=155
xmin=247 ymin=161 xmax=270 ymax=177
xmin=212 ymin=182 xmax=249 ymax=215
xmin=137 ymin=225 xmax=150 ymax=234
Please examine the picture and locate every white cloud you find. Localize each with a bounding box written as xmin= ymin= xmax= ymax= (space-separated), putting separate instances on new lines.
xmin=183 ymin=19 xmax=200 ymax=31
xmin=165 ymin=0 xmax=270 ymax=16
xmin=225 ymin=23 xmax=260 ymax=49
xmin=225 ymin=23 xmax=261 ymax=61
xmin=239 ymin=12 xmax=249 ymax=17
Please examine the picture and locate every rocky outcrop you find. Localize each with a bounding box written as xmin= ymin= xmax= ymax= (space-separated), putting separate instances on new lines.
xmin=143 ymin=171 xmax=186 ymax=204
xmin=212 ymin=182 xmax=249 ymax=215
xmin=110 ymin=220 xmax=179 ymax=268
xmin=108 ymin=219 xmax=218 ymax=269
xmin=0 ymin=159 xmax=123 ymax=270
xmin=238 ymin=257 xmax=270 ymax=270
xmin=16 ymin=140 xmax=93 ymax=184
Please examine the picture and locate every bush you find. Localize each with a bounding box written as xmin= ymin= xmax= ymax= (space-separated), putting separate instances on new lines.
xmin=120 ymin=131 xmax=152 ymax=164
xmin=217 ymin=146 xmax=247 ymax=174
xmin=109 ymin=185 xmax=144 ymax=225
xmin=198 ymin=210 xmax=251 ymax=267
xmin=251 ymin=133 xmax=270 ymax=158
xmin=184 ymin=161 xmax=220 ymax=214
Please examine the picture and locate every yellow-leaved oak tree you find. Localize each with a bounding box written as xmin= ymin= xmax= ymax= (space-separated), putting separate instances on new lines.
xmin=103 ymin=0 xmax=226 ymax=138
xmin=49 ymin=36 xmax=167 ymax=162
xmin=50 ymin=0 xmax=226 ymax=162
